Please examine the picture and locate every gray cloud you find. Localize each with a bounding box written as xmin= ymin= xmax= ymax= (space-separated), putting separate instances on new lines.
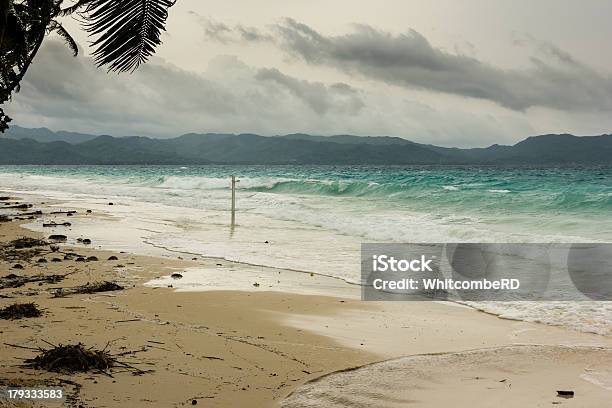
xmin=6 ymin=41 xmax=371 ymax=138
xmin=189 ymin=11 xmax=272 ymax=44
xmin=273 ymin=19 xmax=612 ymax=112
xmin=255 ymin=68 xmax=364 ymax=115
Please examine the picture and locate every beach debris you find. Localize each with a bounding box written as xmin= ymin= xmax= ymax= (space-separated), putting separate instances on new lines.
xmin=86 ymin=256 xmax=99 ymax=262
xmin=86 ymin=210 xmax=92 ymax=213
xmin=22 ymin=343 xmax=115 ymax=374
xmin=48 ymin=234 xmax=67 ymax=242
xmin=171 ymin=273 xmax=183 ymax=279
xmin=12 ymin=263 xmax=24 ymax=269
xmin=253 ymin=282 xmax=260 ymax=287
xmin=5 ymin=203 xmax=32 ymax=209
xmin=0 ymin=238 xmax=49 ymax=263
xmin=50 ymin=210 xmax=77 ymax=215
xmin=51 ymin=258 xmax=62 ymax=262
xmin=53 ymin=281 xmax=124 ymax=297
xmin=0 ymin=302 xmax=43 ymax=319
xmin=265 ymin=240 xmax=269 ymax=244
xmin=19 ymin=210 xmax=43 ymax=217
xmin=0 ymin=273 xmax=67 ymax=289
xmin=0 ymin=196 xmax=10 ymax=200
xmin=43 ymin=222 xmax=72 ymax=227
xmin=50 ymin=245 xmax=59 ymax=252
xmin=557 ymin=390 xmax=574 ymax=398
xmin=10 ymin=237 xmax=47 ymax=249
xmin=108 ymin=202 xmax=114 ymax=206
xmin=107 ymin=256 xmax=118 ymax=261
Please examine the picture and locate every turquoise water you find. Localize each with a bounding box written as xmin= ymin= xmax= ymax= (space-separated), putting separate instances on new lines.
xmin=1 ymin=165 xmax=611 ymax=241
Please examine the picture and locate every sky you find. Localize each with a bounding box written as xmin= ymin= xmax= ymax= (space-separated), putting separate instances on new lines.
xmin=5 ymin=0 xmax=612 ymax=147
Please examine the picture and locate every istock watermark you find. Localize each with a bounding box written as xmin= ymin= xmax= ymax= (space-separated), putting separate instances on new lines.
xmin=361 ymin=243 xmax=612 ymax=301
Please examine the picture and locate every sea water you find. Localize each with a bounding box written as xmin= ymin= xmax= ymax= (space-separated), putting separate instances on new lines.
xmin=0 ymin=165 xmax=610 ymax=334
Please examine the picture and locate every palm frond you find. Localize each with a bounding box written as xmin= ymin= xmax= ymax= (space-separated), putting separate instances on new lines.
xmin=48 ymin=20 xmax=79 ymax=56
xmin=83 ymin=0 xmax=175 ymax=72
xmin=57 ymin=0 xmax=94 ymax=17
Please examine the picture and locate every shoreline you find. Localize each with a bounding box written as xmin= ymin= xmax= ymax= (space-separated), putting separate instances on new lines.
xmin=1 ymin=192 xmax=612 ymax=407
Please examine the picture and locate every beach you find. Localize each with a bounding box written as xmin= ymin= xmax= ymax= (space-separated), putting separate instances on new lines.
xmin=1 ymin=190 xmax=611 ymax=407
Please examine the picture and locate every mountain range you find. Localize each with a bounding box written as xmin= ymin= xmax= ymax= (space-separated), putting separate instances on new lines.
xmin=1 ymin=126 xmax=611 ymax=165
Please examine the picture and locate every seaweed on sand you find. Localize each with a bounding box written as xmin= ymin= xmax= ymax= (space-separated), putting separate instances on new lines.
xmin=0 ymin=273 xmax=67 ymax=289
xmin=0 ymin=237 xmax=49 ymax=262
xmin=0 ymin=302 xmax=43 ymax=319
xmin=3 ymin=342 xmax=148 ymax=376
xmin=24 ymin=343 xmax=115 ymax=373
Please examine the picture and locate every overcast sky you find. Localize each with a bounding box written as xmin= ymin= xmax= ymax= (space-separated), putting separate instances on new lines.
xmin=6 ymin=0 xmax=612 ymax=147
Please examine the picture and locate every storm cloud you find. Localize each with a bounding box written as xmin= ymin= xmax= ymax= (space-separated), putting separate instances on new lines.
xmin=5 ymin=40 xmax=540 ymax=146
xmin=274 ymin=19 xmax=612 ymax=112
xmin=255 ymin=68 xmax=364 ymax=115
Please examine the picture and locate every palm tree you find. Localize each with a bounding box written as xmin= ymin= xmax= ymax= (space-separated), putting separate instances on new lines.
xmin=0 ymin=0 xmax=175 ymax=132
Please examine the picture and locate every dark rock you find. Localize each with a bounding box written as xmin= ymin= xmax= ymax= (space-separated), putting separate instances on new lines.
xmin=265 ymin=240 xmax=269 ymax=244
xmin=82 ymin=239 xmax=91 ymax=245
xmin=253 ymin=282 xmax=260 ymax=287
xmin=171 ymin=273 xmax=183 ymax=279
xmin=66 ymin=212 xmax=73 ymax=217
xmin=86 ymin=256 xmax=98 ymax=262
xmin=76 ymin=238 xmax=83 ymax=242
xmin=107 ymin=256 xmax=118 ymax=261
xmin=0 ymin=196 xmax=10 ymax=200
xmin=51 ymin=258 xmax=62 ymax=263
xmin=86 ymin=210 xmax=92 ymax=213
xmin=13 ymin=264 xmax=24 ymax=269
xmin=557 ymin=390 xmax=574 ymax=398
xmin=48 ymin=235 xmax=67 ymax=242
xmin=191 ymin=400 xmax=197 ymax=405
xmin=50 ymin=245 xmax=59 ymax=252
xmin=37 ymin=258 xmax=48 ymax=263
xmin=0 ymin=215 xmax=11 ymax=222
xmin=75 ymin=257 xmax=86 ymax=262
xmin=108 ymin=202 xmax=114 ymax=206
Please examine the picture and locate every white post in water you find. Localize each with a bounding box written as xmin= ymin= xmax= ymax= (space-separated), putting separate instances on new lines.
xmin=231 ymin=175 xmax=238 ymax=225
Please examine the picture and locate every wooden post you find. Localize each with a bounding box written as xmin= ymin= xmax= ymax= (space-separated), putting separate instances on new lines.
xmin=231 ymin=175 xmax=237 ymax=225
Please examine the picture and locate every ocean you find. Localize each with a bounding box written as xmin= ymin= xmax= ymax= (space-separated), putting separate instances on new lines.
xmin=0 ymin=165 xmax=611 ymax=335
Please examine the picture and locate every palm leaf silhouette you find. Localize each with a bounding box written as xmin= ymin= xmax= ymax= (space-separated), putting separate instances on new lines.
xmin=48 ymin=21 xmax=79 ymax=56
xmin=83 ymin=0 xmax=175 ymax=72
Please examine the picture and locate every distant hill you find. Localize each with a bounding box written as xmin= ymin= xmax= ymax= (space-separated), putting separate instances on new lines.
xmin=0 ymin=128 xmax=610 ymax=165
xmin=3 ymin=125 xmax=99 ymax=144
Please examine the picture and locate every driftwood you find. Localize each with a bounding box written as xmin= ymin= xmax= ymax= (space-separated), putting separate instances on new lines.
xmin=53 ymin=281 xmax=124 ymax=297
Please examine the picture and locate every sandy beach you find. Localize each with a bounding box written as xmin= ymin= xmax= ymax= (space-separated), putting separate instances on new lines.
xmin=1 ymin=193 xmax=611 ymax=407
